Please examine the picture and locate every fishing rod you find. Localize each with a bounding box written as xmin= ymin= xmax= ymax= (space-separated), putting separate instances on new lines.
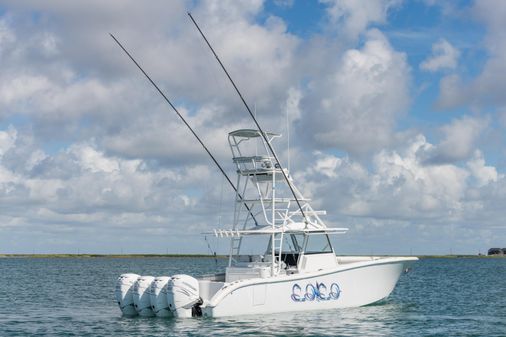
xmin=187 ymin=13 xmax=308 ymax=222
xmin=110 ymin=33 xmax=258 ymax=226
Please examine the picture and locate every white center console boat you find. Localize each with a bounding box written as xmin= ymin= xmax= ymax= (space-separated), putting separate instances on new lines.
xmin=115 ymin=129 xmax=417 ymax=318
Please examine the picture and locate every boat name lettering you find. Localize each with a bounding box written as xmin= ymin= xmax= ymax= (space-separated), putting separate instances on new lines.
xmin=291 ymin=282 xmax=341 ymax=302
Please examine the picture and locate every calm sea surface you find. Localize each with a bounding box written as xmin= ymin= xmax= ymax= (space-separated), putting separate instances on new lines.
xmin=0 ymin=257 xmax=505 ymax=336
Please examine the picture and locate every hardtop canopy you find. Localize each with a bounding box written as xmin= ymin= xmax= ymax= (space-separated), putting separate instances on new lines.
xmin=229 ymin=129 xmax=280 ymax=138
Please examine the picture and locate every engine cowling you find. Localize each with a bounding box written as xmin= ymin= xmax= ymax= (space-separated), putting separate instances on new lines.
xmin=132 ymin=276 xmax=155 ymax=317
xmin=167 ymin=274 xmax=202 ymax=318
xmin=114 ymin=273 xmax=140 ymax=316
xmin=149 ymin=276 xmax=172 ymax=317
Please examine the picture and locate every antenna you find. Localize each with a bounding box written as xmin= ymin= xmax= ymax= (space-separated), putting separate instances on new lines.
xmin=254 ymin=103 xmax=258 ymax=157
xmin=110 ymin=33 xmax=258 ymax=226
xmin=287 ymin=100 xmax=290 ymax=172
xmin=187 ymin=12 xmax=308 ymax=222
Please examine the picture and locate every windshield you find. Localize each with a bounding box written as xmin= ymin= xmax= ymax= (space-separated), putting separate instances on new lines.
xmin=304 ymin=234 xmax=333 ymax=254
xmin=265 ymin=234 xmax=305 ymax=254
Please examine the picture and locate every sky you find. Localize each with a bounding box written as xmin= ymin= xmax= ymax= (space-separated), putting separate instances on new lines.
xmin=1 ymin=0 xmax=505 ymax=255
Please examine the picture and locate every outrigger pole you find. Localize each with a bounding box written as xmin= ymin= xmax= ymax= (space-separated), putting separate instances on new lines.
xmin=187 ymin=13 xmax=308 ymax=222
xmin=110 ymin=33 xmax=258 ymax=226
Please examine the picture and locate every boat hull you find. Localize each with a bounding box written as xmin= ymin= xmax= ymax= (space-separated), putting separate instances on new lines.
xmin=203 ymin=257 xmax=416 ymax=317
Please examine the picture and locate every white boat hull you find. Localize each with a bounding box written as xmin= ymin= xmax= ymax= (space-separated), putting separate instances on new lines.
xmin=203 ymin=257 xmax=415 ymax=317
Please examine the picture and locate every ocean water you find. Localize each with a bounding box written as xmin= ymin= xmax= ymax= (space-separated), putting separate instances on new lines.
xmin=0 ymin=257 xmax=504 ymax=337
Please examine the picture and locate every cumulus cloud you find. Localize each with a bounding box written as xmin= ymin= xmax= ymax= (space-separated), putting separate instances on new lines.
xmin=467 ymin=150 xmax=498 ymax=187
xmin=422 ymin=116 xmax=488 ymax=164
xmin=321 ymin=0 xmax=401 ymax=41
xmin=0 ymin=126 xmax=224 ymax=230
xmin=438 ymin=1 xmax=506 ymax=109
xmin=299 ymin=29 xmax=410 ymax=156
xmin=0 ymin=1 xmax=504 ymax=254
xmin=0 ymin=0 xmax=307 ymax=167
xmin=0 ymin=17 xmax=15 ymax=51
xmin=0 ymin=0 xmax=305 ymax=252
xmin=420 ymin=38 xmax=460 ymax=72
xmin=300 ymin=134 xmax=504 ymax=233
xmin=437 ymin=74 xmax=465 ymax=109
xmin=0 ymin=126 xmax=16 ymax=156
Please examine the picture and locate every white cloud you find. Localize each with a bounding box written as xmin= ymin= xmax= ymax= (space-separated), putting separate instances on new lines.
xmin=39 ymin=32 xmax=59 ymax=56
xmin=0 ymin=126 xmax=17 ymax=157
xmin=0 ymin=75 xmax=51 ymax=106
xmin=438 ymin=1 xmax=506 ymax=108
xmin=194 ymin=2 xmax=299 ymax=109
xmin=0 ymin=0 xmax=302 ymax=149
xmin=284 ymin=87 xmax=302 ymax=122
xmin=467 ymin=150 xmax=498 ymax=187
xmin=0 ymin=127 xmax=221 ymax=227
xmin=321 ymin=0 xmax=401 ymax=41
xmin=300 ymin=134 xmax=505 ymax=233
xmin=313 ymin=151 xmax=342 ymax=178
xmin=300 ymin=29 xmax=410 ymax=155
xmin=437 ymin=74 xmax=464 ymax=109
xmin=0 ymin=1 xmax=302 ymax=252
xmin=423 ymin=116 xmax=488 ymax=164
xmin=0 ymin=17 xmax=15 ymax=51
xmin=75 ymin=145 xmax=120 ymax=173
xmin=420 ymin=38 xmax=460 ymax=72
xmin=0 ymin=1 xmax=504 ymax=254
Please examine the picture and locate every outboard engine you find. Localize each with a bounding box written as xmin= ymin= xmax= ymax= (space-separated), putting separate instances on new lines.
xmin=115 ymin=273 xmax=140 ymax=316
xmin=132 ymin=276 xmax=155 ymax=317
xmin=167 ymin=274 xmax=202 ymax=318
xmin=150 ymin=276 xmax=172 ymax=317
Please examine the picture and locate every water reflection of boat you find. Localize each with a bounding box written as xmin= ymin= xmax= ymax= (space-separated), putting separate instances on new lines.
xmin=115 ymin=129 xmax=417 ymax=318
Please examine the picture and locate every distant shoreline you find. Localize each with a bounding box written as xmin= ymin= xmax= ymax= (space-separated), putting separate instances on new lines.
xmin=0 ymin=253 xmax=226 ymax=258
xmin=0 ymin=254 xmax=502 ymax=259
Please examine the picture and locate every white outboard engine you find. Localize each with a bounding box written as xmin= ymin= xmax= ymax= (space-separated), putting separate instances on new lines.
xmin=167 ymin=274 xmax=202 ymax=318
xmin=132 ymin=276 xmax=155 ymax=317
xmin=149 ymin=276 xmax=172 ymax=317
xmin=115 ymin=273 xmax=140 ymax=316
